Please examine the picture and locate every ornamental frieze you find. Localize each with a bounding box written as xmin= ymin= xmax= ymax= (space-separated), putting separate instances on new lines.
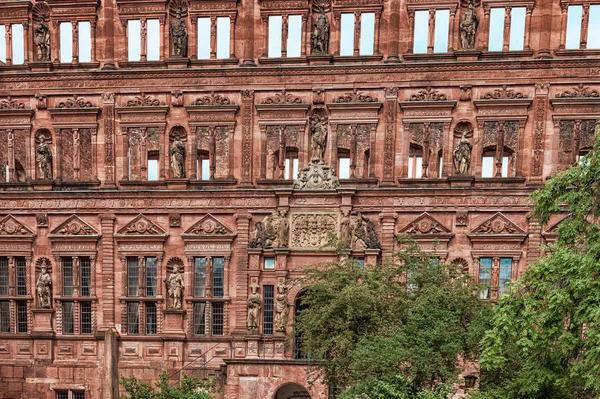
xmin=290 ymin=213 xmax=338 ymax=249
xmin=56 ymin=95 xmax=95 ymax=109
xmin=193 ymin=93 xmax=235 ymax=105
xmin=261 ymin=89 xmax=304 ymax=105
xmin=0 ymin=97 xmax=28 ymax=110
xmin=125 ymin=93 xmax=166 ymax=107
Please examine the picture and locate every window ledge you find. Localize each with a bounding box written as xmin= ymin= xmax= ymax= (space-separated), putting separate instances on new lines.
xmin=554 ymin=48 xmax=600 ymax=57
xmin=403 ymin=52 xmax=456 ymax=62
xmin=118 ymin=60 xmax=167 ymax=69
xmin=187 ymin=335 xmax=231 ymax=342
xmin=186 ymin=297 xmax=231 ymax=302
xmin=473 ymin=176 xmax=526 ymax=187
xmin=55 ymin=180 xmax=102 ymax=190
xmin=332 ymin=54 xmax=384 ymax=63
xmin=118 ymin=179 xmax=167 ymax=189
xmin=397 ymin=177 xmax=450 ymax=188
xmin=53 ymin=296 xmax=98 ymax=301
xmin=0 ymin=64 xmax=33 ymax=72
xmin=258 ymin=56 xmax=309 ymax=65
xmin=479 ymin=49 xmax=535 ymax=59
xmin=339 ymin=177 xmax=379 ymax=187
xmin=119 ymin=296 xmax=165 ymax=302
xmin=189 ymin=178 xmax=238 ymax=188
xmin=0 ymin=295 xmax=33 ymax=301
xmin=0 ymin=181 xmax=32 ymax=191
xmin=52 ymin=61 xmax=101 ymax=70
xmin=255 ymin=178 xmax=294 ymax=187
xmin=190 ymin=57 xmax=240 ymax=68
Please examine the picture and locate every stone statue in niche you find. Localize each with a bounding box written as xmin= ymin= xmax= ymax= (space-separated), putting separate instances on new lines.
xmin=170 ymin=8 xmax=188 ymax=57
xmin=247 ymin=284 xmax=262 ymax=332
xmin=340 ymin=213 xmax=381 ymax=250
xmin=453 ymin=132 xmax=472 ymax=175
xmin=166 ymin=265 xmax=184 ymax=309
xmin=310 ymin=115 xmax=327 ymax=160
xmin=274 ymin=283 xmax=289 ymax=333
xmin=460 ymin=1 xmax=478 ymax=50
xmin=311 ymin=6 xmax=330 ymax=55
xmin=170 ymin=133 xmax=186 ymax=178
xmin=34 ymin=16 xmax=51 ymax=61
xmin=249 ymin=211 xmax=289 ymax=249
xmin=36 ymin=260 xmax=52 ymax=308
xmin=36 ymin=134 xmax=52 ymax=180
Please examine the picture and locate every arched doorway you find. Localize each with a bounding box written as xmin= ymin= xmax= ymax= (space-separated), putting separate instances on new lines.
xmin=274 ymin=383 xmax=311 ymax=399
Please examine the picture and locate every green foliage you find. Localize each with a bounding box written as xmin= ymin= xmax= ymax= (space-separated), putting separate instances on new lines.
xmin=120 ymin=371 xmax=215 ymax=399
xmin=477 ymin=121 xmax=600 ymax=398
xmin=294 ymin=238 xmax=491 ymax=398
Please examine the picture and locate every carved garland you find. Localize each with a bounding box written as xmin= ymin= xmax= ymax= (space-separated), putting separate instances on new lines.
xmin=0 ymin=97 xmax=27 ymax=110
xmin=126 ymin=93 xmax=165 ymax=107
xmin=194 ymin=93 xmax=234 ymax=105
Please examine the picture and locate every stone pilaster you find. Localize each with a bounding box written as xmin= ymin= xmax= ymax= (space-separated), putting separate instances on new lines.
xmin=234 ymin=213 xmax=251 ymax=332
xmin=99 ymin=214 xmax=116 ymax=329
xmin=379 ymin=212 xmax=398 ymax=258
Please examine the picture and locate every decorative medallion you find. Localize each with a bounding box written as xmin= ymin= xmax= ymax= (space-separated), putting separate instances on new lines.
xmin=183 ymin=214 xmax=233 ymax=236
xmin=470 ymin=212 xmax=525 ymax=235
xmin=0 ymin=215 xmax=34 ymax=235
xmin=118 ymin=215 xmax=167 ymax=235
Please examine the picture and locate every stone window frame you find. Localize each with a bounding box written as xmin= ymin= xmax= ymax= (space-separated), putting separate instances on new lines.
xmin=0 ymin=1 xmax=31 ymax=67
xmin=405 ymin=0 xmax=459 ymax=59
xmin=331 ymin=0 xmax=384 ymax=62
xmin=0 ymin=98 xmax=34 ymax=186
xmin=479 ymin=0 xmax=535 ymax=57
xmin=556 ymin=0 xmax=600 ymax=56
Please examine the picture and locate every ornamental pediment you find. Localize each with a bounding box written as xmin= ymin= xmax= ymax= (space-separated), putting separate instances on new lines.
xmin=542 ymin=215 xmax=569 ymax=243
xmin=50 ymin=215 xmax=99 ymax=237
xmin=0 ymin=97 xmax=34 ymax=127
xmin=550 ymin=84 xmax=600 ymax=115
xmin=117 ymin=214 xmax=167 ymax=236
xmin=185 ymin=93 xmax=239 ymax=125
xmin=0 ymin=215 xmax=35 ymax=237
xmin=255 ymin=90 xmax=310 ymax=121
xmin=182 ymin=214 xmax=235 ymax=238
xmin=474 ymin=86 xmax=532 ymax=116
xmin=399 ymin=213 xmax=451 ymax=235
xmin=469 ymin=213 xmax=526 ymax=236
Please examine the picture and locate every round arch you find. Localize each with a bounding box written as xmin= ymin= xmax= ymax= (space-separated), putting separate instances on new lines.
xmin=273 ymin=382 xmax=311 ymax=399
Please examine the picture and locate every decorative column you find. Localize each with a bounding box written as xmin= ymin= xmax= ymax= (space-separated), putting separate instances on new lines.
xmin=332 ymin=13 xmax=341 ymax=55
xmin=281 ymin=15 xmax=289 ymax=57
xmin=100 ymin=214 xmax=116 ymax=329
xmin=524 ymin=5 xmax=533 ymax=50
xmin=482 ymin=6 xmax=491 ymax=51
xmin=502 ymin=7 xmax=511 ymax=51
xmin=353 ymin=12 xmax=360 ymax=56
xmin=7 ymin=130 xmax=14 ymax=182
xmin=230 ymin=16 xmax=237 ymax=58
xmin=52 ymin=20 xmax=60 ymax=62
xmin=531 ymin=83 xmax=549 ymax=182
xmin=386 ymin=0 xmax=400 ymax=61
xmin=160 ymin=17 xmax=166 ymax=61
xmin=102 ymin=93 xmax=116 ymax=187
xmin=73 ymin=128 xmax=80 ymax=181
xmin=210 ymin=17 xmax=217 ymax=59
xmin=427 ymin=9 xmax=435 ymax=54
xmin=5 ymin=25 xmax=11 ymax=65
xmin=373 ymin=11 xmax=381 ymax=55
xmin=261 ymin=16 xmax=269 ymax=57
xmin=515 ymin=120 xmax=526 ymax=177
xmin=581 ymin=4 xmax=590 ymax=49
xmin=55 ymin=129 xmax=63 ymax=182
xmin=495 ymin=121 xmax=505 ymax=177
xmin=559 ymin=3 xmax=568 ymax=49
xmin=422 ymin=122 xmax=431 ymax=178
xmin=350 ymin=124 xmax=357 ymax=178
xmin=209 ymin=126 xmax=216 ymax=179
xmin=240 ymin=90 xmax=254 ymax=186
xmin=91 ymin=21 xmax=97 ymax=62
xmin=190 ymin=18 xmax=198 ymax=59
xmin=302 ymin=14 xmax=309 ymax=56
xmin=241 ymin=0 xmax=256 ymax=66
xmin=140 ymin=19 xmax=147 ymax=61
xmin=573 ymin=120 xmax=582 ymax=164
xmin=72 ymin=21 xmax=79 ymax=63
xmin=448 ymin=7 xmax=456 ymax=52
xmin=23 ymin=22 xmax=29 ymax=63
xmin=407 ymin=9 xmax=415 ymax=53
xmin=234 ymin=214 xmax=252 ymax=333
xmin=101 ymin=0 xmax=116 ymax=69
xmin=369 ymin=125 xmax=377 ymax=178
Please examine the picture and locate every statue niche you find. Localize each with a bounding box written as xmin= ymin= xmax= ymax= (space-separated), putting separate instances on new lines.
xmin=310 ymin=113 xmax=328 ymax=160
xmin=453 ymin=122 xmax=474 ymax=175
xmin=170 ymin=7 xmax=188 ymax=57
xmin=274 ymin=283 xmax=289 ymax=333
xmin=247 ymin=284 xmax=262 ymax=333
xmin=166 ymin=262 xmax=184 ymax=309
xmin=36 ymin=259 xmax=52 ymax=308
xmin=36 ymin=131 xmax=53 ymax=180
xmin=34 ymin=16 xmax=51 ymax=61
xmin=311 ymin=6 xmax=330 ymax=55
xmin=460 ymin=1 xmax=479 ymax=50
xmin=169 ymin=128 xmax=186 ymax=178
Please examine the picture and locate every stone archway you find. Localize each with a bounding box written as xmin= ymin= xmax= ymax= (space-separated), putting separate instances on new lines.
xmin=274 ymin=383 xmax=311 ymax=399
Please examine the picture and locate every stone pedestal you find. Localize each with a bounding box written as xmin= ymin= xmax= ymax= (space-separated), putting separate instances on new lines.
xmin=165 ymin=58 xmax=190 ymax=69
xmin=32 ymin=180 xmax=54 ymax=191
xmin=449 ymin=175 xmax=474 ymax=188
xmin=162 ymin=309 xmax=186 ymax=339
xmin=29 ymin=61 xmax=52 ymax=72
xmin=31 ymin=309 xmax=54 ymax=338
xmin=165 ymin=178 xmax=189 ymax=190
xmin=246 ymin=336 xmax=260 ymax=359
xmin=455 ymin=50 xmax=481 ymax=61
xmin=307 ymin=55 xmax=333 ymax=65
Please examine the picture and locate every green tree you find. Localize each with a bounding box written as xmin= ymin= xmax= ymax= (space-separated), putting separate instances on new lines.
xmin=294 ymin=238 xmax=491 ymax=399
xmin=476 ymin=122 xmax=600 ymax=398
xmin=120 ymin=371 xmax=215 ymax=399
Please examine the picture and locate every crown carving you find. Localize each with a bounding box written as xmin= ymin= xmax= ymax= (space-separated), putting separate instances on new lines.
xmin=0 ymin=215 xmax=34 ymax=235
xmin=194 ymin=93 xmax=234 ymax=106
xmin=51 ymin=215 xmax=99 ymax=236
xmin=408 ymin=87 xmax=447 ymax=102
xmin=57 ymin=95 xmax=94 ymax=109
xmin=0 ymin=97 xmax=27 ymax=110
xmin=480 ymin=85 xmax=525 ymax=100
xmin=118 ymin=215 xmax=166 ymax=235
xmin=126 ymin=93 xmax=165 ymax=107
xmin=333 ymin=88 xmax=378 ymax=103
xmin=555 ymin=84 xmax=600 ymax=98
xmin=261 ymin=89 xmax=303 ymax=105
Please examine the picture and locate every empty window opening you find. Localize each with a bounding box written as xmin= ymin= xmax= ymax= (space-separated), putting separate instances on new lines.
xmin=198 ymin=18 xmax=211 ymax=59
xmin=340 ymin=13 xmax=355 ymax=56
xmin=0 ymin=25 xmax=6 ymax=63
xmin=12 ymin=24 xmax=24 ymax=65
xmin=59 ymin=22 xmax=72 ymax=63
xmin=78 ymin=21 xmax=92 ymax=62
xmin=287 ymin=15 xmax=302 ymax=57
xmin=488 ymin=8 xmax=505 ymax=51
xmin=338 ymin=150 xmax=351 ymax=179
xmin=588 ymin=5 xmax=600 ymax=49
xmin=433 ymin=9 xmax=450 ymax=53
xmin=197 ymin=151 xmax=210 ymax=180
xmin=408 ymin=145 xmax=423 ymax=178
xmin=509 ymin=7 xmax=526 ymax=50
xmin=359 ymin=12 xmax=375 ymax=55
xmin=268 ymin=15 xmax=283 ymax=58
xmin=216 ymin=17 xmax=231 ymax=59
xmin=566 ymin=5 xmax=583 ymax=49
xmin=413 ymin=11 xmax=429 ymax=53
xmin=147 ymin=152 xmax=159 ymax=181
xmin=146 ymin=19 xmax=160 ymax=60
xmin=128 ymin=20 xmax=141 ymax=61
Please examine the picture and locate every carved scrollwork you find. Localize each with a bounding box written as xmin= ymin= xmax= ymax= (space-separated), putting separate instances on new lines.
xmin=261 ymin=89 xmax=303 ymax=105
xmin=555 ymin=83 xmax=600 ymax=98
xmin=0 ymin=215 xmax=32 ymax=235
xmin=194 ymin=93 xmax=234 ymax=105
xmin=480 ymin=85 xmax=525 ymax=100
xmin=0 ymin=97 xmax=27 ymax=110
xmin=333 ymin=88 xmax=378 ymax=103
xmin=293 ymin=158 xmax=340 ymax=190
xmin=408 ymin=87 xmax=448 ymax=101
xmin=57 ymin=95 xmax=94 ymax=109
xmin=126 ymin=93 xmax=165 ymax=107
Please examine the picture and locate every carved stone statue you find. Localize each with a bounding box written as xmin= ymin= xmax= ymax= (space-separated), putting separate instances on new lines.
xmin=170 ymin=134 xmax=185 ymax=178
xmin=36 ymin=261 xmax=52 ymax=308
xmin=247 ymin=284 xmax=262 ymax=332
xmin=274 ymin=283 xmax=289 ymax=333
xmin=249 ymin=211 xmax=289 ymax=249
xmin=453 ymin=132 xmax=472 ymax=175
xmin=36 ymin=134 xmax=52 ymax=180
xmin=170 ymin=8 xmax=188 ymax=57
xmin=460 ymin=2 xmax=479 ymax=50
xmin=34 ymin=16 xmax=51 ymax=61
xmin=311 ymin=6 xmax=330 ymax=55
xmin=341 ymin=213 xmax=381 ymax=250
xmin=310 ymin=115 xmax=327 ymax=160
xmin=166 ymin=265 xmax=184 ymax=309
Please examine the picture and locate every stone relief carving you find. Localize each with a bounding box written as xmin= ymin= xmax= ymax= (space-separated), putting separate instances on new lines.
xmin=274 ymin=283 xmax=289 ymax=333
xmin=453 ymin=132 xmax=472 ymax=175
xmin=36 ymin=259 xmax=52 ymax=308
xmin=480 ymin=85 xmax=525 ymax=100
xmin=340 ymin=212 xmax=381 ymax=249
xmin=34 ymin=16 xmax=51 ymax=61
xmin=293 ymin=158 xmax=340 ymax=190
xmin=460 ymin=1 xmax=478 ymax=50
xmin=0 ymin=97 xmax=27 ymax=110
xmin=37 ymin=213 xmax=49 ymax=228
xmin=166 ymin=264 xmax=184 ymax=309
xmin=119 ymin=215 xmax=166 ymax=235
xmin=247 ymin=284 xmax=262 ymax=332
xmin=456 ymin=211 xmax=468 ymax=227
xmin=0 ymin=215 xmax=32 ymax=235
xmin=333 ymin=88 xmax=378 ymax=103
xmin=290 ymin=213 xmax=337 ymax=249
xmin=170 ymin=131 xmax=186 ymax=178
xmin=311 ymin=6 xmax=330 ymax=55
xmin=471 ymin=213 xmax=523 ymax=234
xmin=57 ymin=95 xmax=94 ymax=109
xmin=169 ymin=213 xmax=181 ymax=228
xmin=408 ymin=87 xmax=447 ymax=101
xmin=36 ymin=133 xmax=53 ymax=180
xmin=185 ymin=214 xmax=232 ymax=235
xmin=400 ymin=213 xmax=450 ymax=235
xmin=126 ymin=93 xmax=165 ymax=107
xmin=249 ymin=210 xmax=289 ymax=249
xmin=310 ymin=114 xmax=328 ymax=160
xmin=261 ymin=89 xmax=303 ymax=105
xmin=170 ymin=8 xmax=188 ymax=57
xmin=194 ymin=92 xmax=234 ymax=105
xmin=53 ymin=216 xmax=97 ymax=235
xmin=555 ymin=84 xmax=600 ymax=98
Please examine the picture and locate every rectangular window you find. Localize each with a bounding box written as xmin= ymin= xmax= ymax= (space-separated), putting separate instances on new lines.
xmin=200 ymin=158 xmax=210 ymax=181
xmin=354 ymin=257 xmax=365 ymax=269
xmin=264 ymin=257 xmax=275 ymax=270
xmin=146 ymin=302 xmax=157 ymax=334
xmin=408 ymin=156 xmax=423 ymax=178
xmin=0 ymin=257 xmax=8 ymax=296
xmin=212 ymin=302 xmax=224 ymax=335
xmin=127 ymin=302 xmax=139 ymax=334
xmin=339 ymin=157 xmax=350 ymax=179
xmin=284 ymin=157 xmax=299 ymax=180
xmin=499 ymin=258 xmax=513 ymax=297
xmin=128 ymin=20 xmax=141 ymax=61
xmin=16 ymin=301 xmax=27 ymax=333
xmin=213 ymin=257 xmax=224 ymax=298
xmin=501 ymin=156 xmax=509 ymax=178
xmin=127 ymin=257 xmax=139 ymax=297
xmin=63 ymin=301 xmax=74 ymax=334
xmin=147 ymin=159 xmax=159 ymax=181
xmin=359 ymin=12 xmax=375 ymax=55
xmin=340 ymin=13 xmax=355 ymax=56
xmin=433 ymin=9 xmax=450 ymax=53
xmin=56 ymin=391 xmax=84 ymax=399
xmin=56 ymin=392 xmax=69 ymax=399
xmin=11 ymin=24 xmax=24 ymax=65
xmin=566 ymin=5 xmax=583 ymax=49
xmin=78 ymin=21 xmax=92 ymax=63
xmin=146 ymin=19 xmax=160 ymax=61
xmin=73 ymin=392 xmax=85 ymax=399
xmin=194 ymin=257 xmax=207 ymax=297
xmin=194 ymin=302 xmax=206 ymax=335
xmin=60 ymin=22 xmax=73 ymax=63
xmin=268 ymin=15 xmax=283 ymax=58
xmin=0 ymin=301 xmax=9 ymax=332
xmin=16 ymin=258 xmax=26 ymax=296
xmin=80 ymin=257 xmax=91 ymax=297
xmin=80 ymin=302 xmax=92 ymax=334
xmin=509 ymin=7 xmax=526 ymax=51
xmin=0 ymin=25 xmax=6 ymax=63
xmin=588 ymin=5 xmax=600 ymax=49
xmin=62 ymin=257 xmax=74 ymax=296
xmin=287 ymin=15 xmax=302 ymax=57
xmin=481 ymin=156 xmax=495 ymax=178
xmin=478 ymin=258 xmax=492 ymax=299
xmin=413 ymin=11 xmax=429 ymax=54
xmin=216 ymin=17 xmax=231 ymax=59
xmin=263 ymin=285 xmax=274 ymax=335
xmin=197 ymin=18 xmax=211 ymax=59
xmin=488 ymin=8 xmax=505 ymax=51
xmin=146 ymin=257 xmax=157 ymax=297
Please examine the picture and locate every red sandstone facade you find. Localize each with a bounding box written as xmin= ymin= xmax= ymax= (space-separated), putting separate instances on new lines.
xmin=0 ymin=0 xmax=598 ymax=398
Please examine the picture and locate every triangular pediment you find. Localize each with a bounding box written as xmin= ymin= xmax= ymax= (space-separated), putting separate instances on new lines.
xmin=544 ymin=215 xmax=570 ymax=235
xmin=51 ymin=215 xmax=99 ymax=236
xmin=470 ymin=213 xmax=525 ymax=235
xmin=399 ymin=213 xmax=451 ymax=235
xmin=0 ymin=215 xmax=34 ymax=236
xmin=183 ymin=214 xmax=234 ymax=236
xmin=118 ymin=214 xmax=167 ymax=235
